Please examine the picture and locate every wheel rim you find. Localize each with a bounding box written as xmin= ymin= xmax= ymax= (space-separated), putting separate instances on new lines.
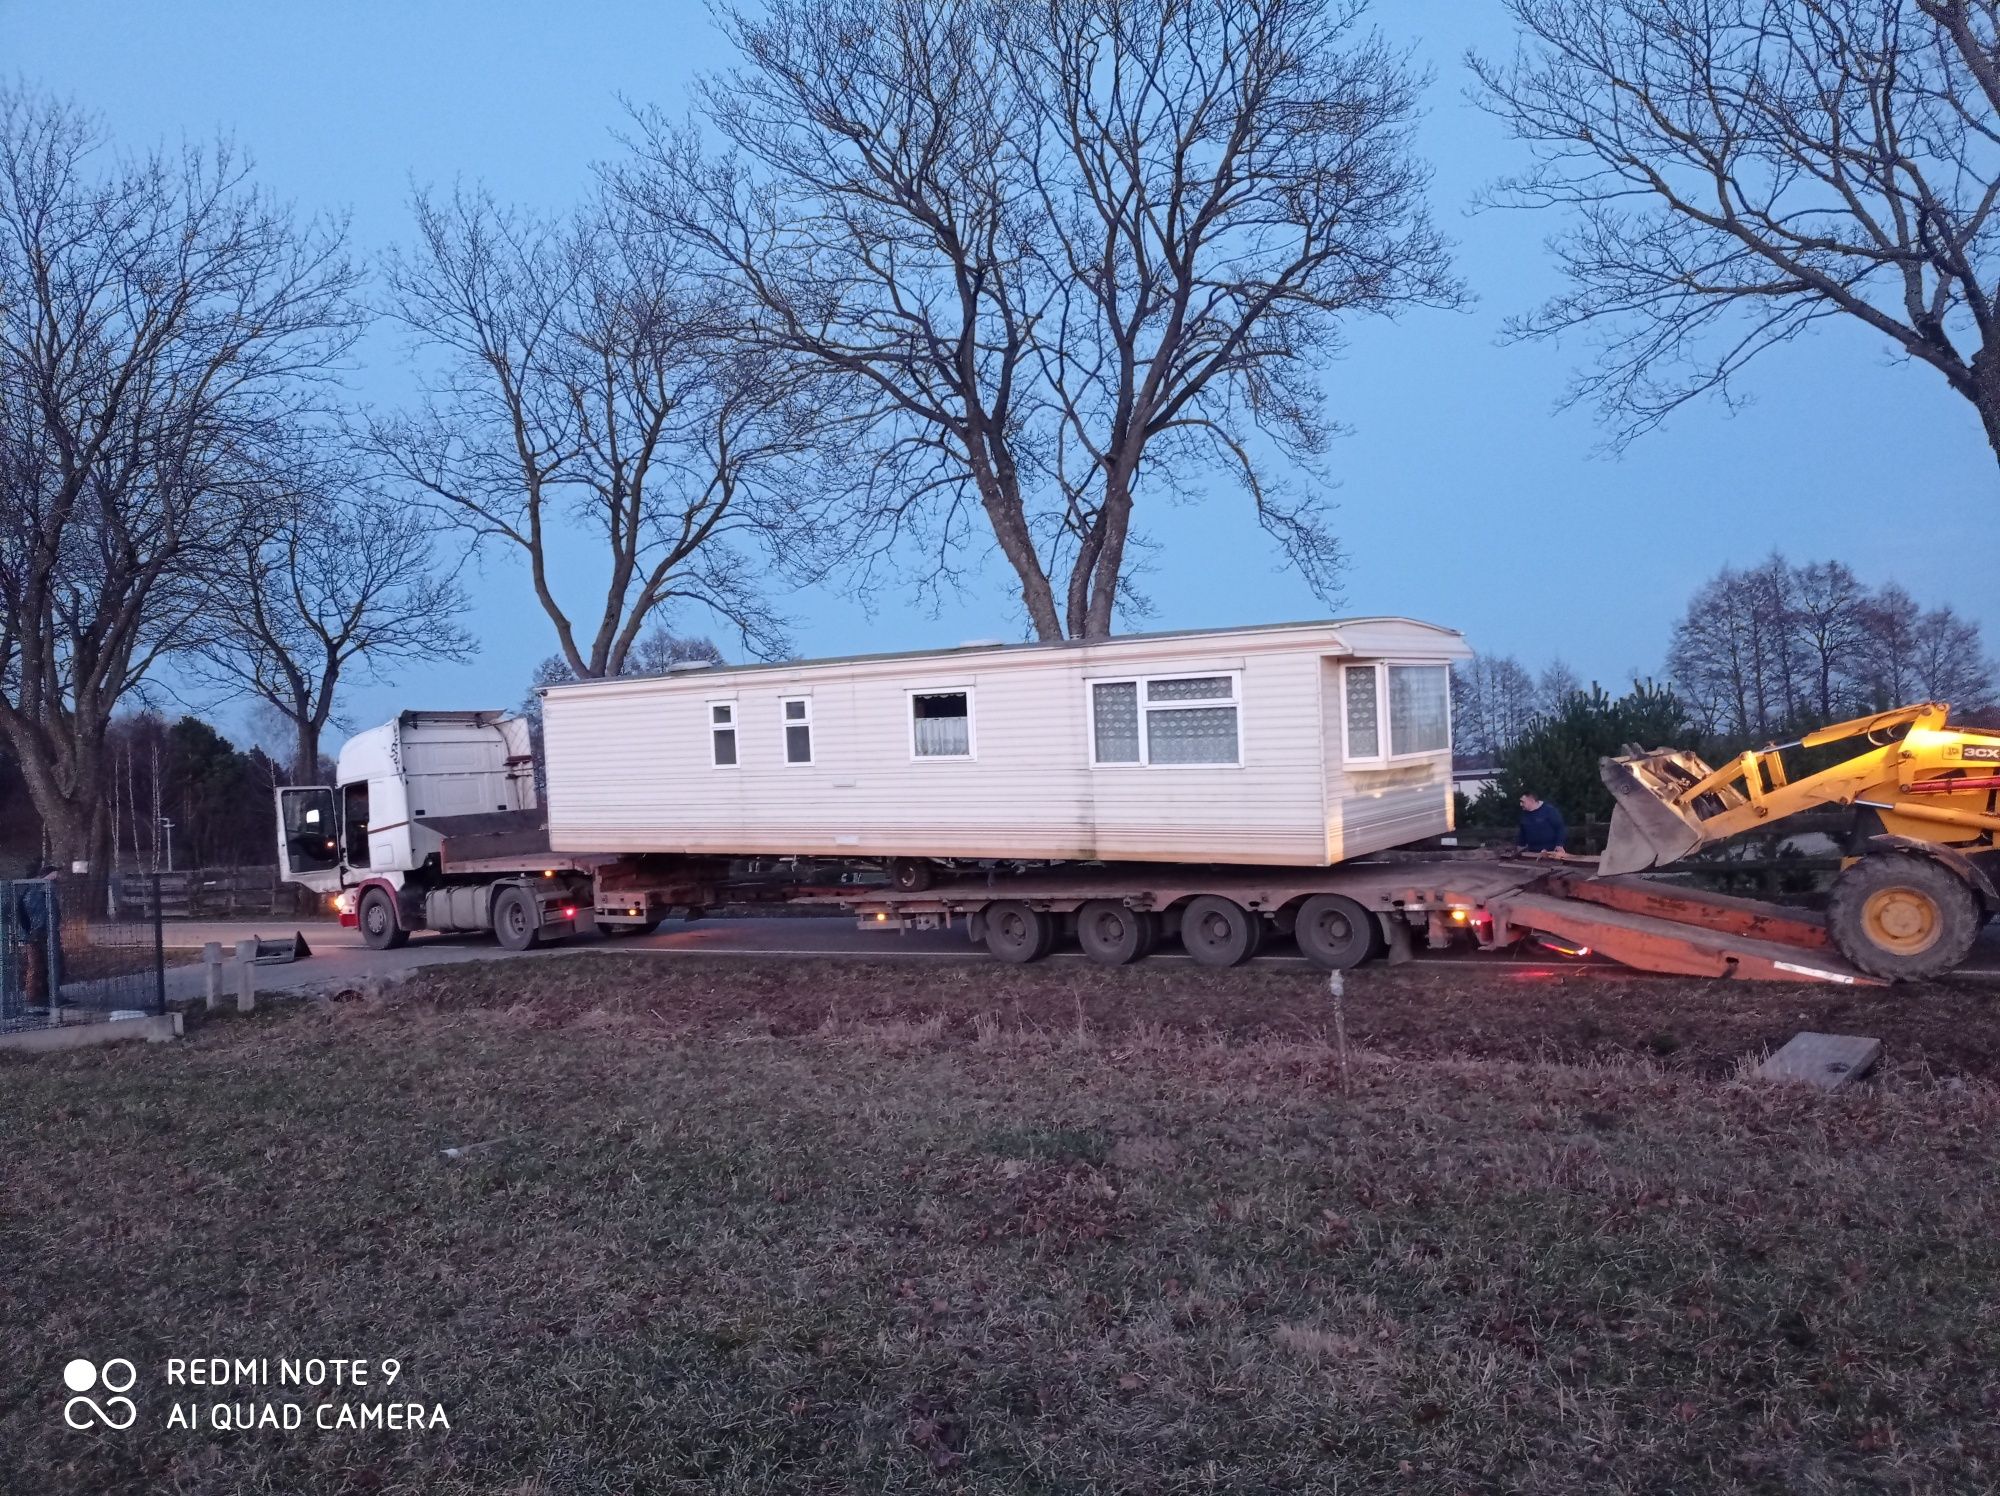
xmin=1088 ymin=910 xmax=1125 ymax=943
xmin=1861 ymin=886 xmax=1940 ymax=956
xmin=1313 ymin=910 xmax=1354 ymax=944
xmin=996 ymin=912 xmax=1026 ymax=944
xmin=364 ymin=900 xmax=387 ymax=937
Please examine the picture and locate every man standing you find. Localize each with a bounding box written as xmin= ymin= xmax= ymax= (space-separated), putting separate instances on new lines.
xmin=16 ymin=861 xmax=58 ymax=1009
xmin=1516 ymin=793 xmax=1568 ymax=855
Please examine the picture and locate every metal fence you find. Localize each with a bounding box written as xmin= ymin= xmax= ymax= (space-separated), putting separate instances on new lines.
xmin=0 ymin=873 xmax=166 ymax=1036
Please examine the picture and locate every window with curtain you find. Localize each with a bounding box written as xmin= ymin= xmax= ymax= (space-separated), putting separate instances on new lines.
xmin=1343 ymin=666 xmax=1380 ymax=759
xmin=1388 ymin=665 xmax=1449 ymax=754
xmin=1092 ymin=681 xmax=1140 ymax=762
xmin=1091 ymin=674 xmax=1240 ymax=765
xmin=911 ymin=691 xmax=971 ymax=757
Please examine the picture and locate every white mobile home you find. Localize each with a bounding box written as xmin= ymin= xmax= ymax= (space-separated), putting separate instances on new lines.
xmin=540 ymin=618 xmax=1470 ymax=869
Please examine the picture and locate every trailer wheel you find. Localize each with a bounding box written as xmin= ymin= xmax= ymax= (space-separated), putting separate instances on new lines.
xmin=887 ymin=859 xmax=937 ymax=893
xmin=1180 ymin=896 xmax=1263 ymax=967
xmin=358 ymin=888 xmax=408 ymax=951
xmin=1077 ymin=900 xmax=1156 ymax=966
xmin=1294 ymin=893 xmax=1376 ymax=970
xmin=1827 ymin=853 xmax=1980 ymax=980
xmin=492 ymin=886 xmax=543 ymax=953
xmin=984 ymin=901 xmax=1055 ymax=964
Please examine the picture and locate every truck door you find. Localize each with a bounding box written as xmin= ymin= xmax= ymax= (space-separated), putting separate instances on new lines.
xmin=276 ymin=786 xmax=344 ymax=893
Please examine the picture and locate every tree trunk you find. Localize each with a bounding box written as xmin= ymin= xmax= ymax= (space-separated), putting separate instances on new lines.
xmin=295 ymin=723 xmax=322 ymax=786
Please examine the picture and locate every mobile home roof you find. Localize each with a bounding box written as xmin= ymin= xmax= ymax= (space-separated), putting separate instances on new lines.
xmin=538 ymin=616 xmax=1467 ymax=696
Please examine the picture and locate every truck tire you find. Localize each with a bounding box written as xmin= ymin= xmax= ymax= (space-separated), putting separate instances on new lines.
xmin=1827 ymin=853 xmax=1981 ymax=981
xmin=1077 ymin=900 xmax=1157 ymax=966
xmin=1180 ymin=896 xmax=1263 ymax=968
xmin=359 ymin=888 xmax=408 ymax=951
xmin=984 ymin=901 xmax=1055 ymax=964
xmin=492 ymin=886 xmax=543 ymax=953
xmin=1294 ymin=893 xmax=1376 ymax=970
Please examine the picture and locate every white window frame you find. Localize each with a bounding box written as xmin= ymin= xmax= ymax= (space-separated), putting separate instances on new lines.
xmin=1340 ymin=661 xmax=1451 ymax=766
xmin=1086 ymin=670 xmax=1244 ymax=769
xmin=708 ymin=699 xmax=739 ymax=769
xmin=907 ymin=685 xmax=977 ymax=761
xmin=780 ymin=695 xmax=814 ymax=765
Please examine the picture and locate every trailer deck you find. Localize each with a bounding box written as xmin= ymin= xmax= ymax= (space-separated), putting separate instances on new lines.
xmin=819 ymin=854 xmax=1883 ymax=984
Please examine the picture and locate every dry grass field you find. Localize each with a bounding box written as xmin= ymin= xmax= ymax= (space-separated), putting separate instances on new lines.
xmin=3 ymin=954 xmax=1998 ymax=1494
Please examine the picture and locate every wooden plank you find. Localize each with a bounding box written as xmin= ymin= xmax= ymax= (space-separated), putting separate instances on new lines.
xmin=1755 ymin=1032 xmax=1883 ymax=1091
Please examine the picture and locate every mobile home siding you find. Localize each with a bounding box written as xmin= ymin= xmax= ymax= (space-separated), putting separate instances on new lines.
xmin=542 ymin=619 xmax=1468 ymax=868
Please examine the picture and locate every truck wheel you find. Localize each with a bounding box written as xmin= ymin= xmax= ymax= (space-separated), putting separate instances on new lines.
xmin=1294 ymin=894 xmax=1376 ymax=970
xmin=888 ymin=858 xmax=938 ymax=893
xmin=492 ymin=887 xmax=543 ymax=953
xmin=1180 ymin=896 xmax=1263 ymax=967
xmin=1827 ymin=854 xmax=1980 ymax=981
xmin=984 ymin=901 xmax=1055 ymax=964
xmin=1077 ymin=900 xmax=1155 ymax=966
xmin=359 ymin=888 xmax=408 ymax=951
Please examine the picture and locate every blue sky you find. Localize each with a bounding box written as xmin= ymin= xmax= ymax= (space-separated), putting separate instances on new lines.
xmin=6 ymin=0 xmax=1987 ymax=752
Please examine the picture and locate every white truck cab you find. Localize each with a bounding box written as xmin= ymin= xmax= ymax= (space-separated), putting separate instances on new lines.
xmin=277 ymin=710 xmax=539 ymax=905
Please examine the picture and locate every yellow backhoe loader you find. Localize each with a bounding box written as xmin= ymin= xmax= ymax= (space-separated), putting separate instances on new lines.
xmin=1600 ymin=702 xmax=2000 ymax=980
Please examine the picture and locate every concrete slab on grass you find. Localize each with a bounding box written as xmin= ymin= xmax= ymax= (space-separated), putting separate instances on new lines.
xmin=1756 ymin=1031 xmax=1882 ymax=1091
xmin=0 ymin=1011 xmax=182 ymax=1054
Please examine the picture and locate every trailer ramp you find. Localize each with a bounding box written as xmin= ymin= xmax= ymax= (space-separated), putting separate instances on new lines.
xmin=1490 ymin=873 xmax=1881 ymax=985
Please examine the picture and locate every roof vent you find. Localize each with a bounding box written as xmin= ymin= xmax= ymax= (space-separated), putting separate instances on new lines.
xmin=665 ymin=660 xmax=718 ymax=673
xmin=955 ymin=638 xmax=1006 ymax=649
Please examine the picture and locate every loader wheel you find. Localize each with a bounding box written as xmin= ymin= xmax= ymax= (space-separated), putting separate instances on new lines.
xmin=359 ymin=888 xmax=408 ymax=951
xmin=984 ymin=901 xmax=1056 ymax=964
xmin=1180 ymin=896 xmax=1264 ymax=968
xmin=492 ymin=887 xmax=543 ymax=953
xmin=1076 ymin=901 xmax=1158 ymax=966
xmin=1827 ymin=854 xmax=1981 ymax=981
xmin=1294 ymin=894 xmax=1378 ymax=971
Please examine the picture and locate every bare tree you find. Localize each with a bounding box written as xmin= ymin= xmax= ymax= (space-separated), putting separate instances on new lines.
xmin=1907 ymin=601 xmax=1997 ymax=710
xmin=632 ymin=0 xmax=1453 ymax=640
xmin=371 ymin=185 xmax=815 ymax=678
xmin=1669 ymin=554 xmax=1988 ymax=734
xmin=1451 ymin=652 xmax=1539 ymax=760
xmin=1475 ymin=1 xmax=2000 ymax=460
xmin=1536 ymin=658 xmax=1581 ymax=715
xmin=0 ymin=90 xmax=357 ymax=867
xmin=191 ymin=479 xmax=476 ymax=781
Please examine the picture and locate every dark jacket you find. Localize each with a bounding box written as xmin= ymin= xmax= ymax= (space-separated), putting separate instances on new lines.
xmin=1517 ymin=801 xmax=1567 ymax=853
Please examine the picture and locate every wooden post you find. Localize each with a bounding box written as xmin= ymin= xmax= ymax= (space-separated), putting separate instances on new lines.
xmin=234 ymin=939 xmax=257 ymax=1014
xmin=203 ymin=942 xmax=223 ymax=1011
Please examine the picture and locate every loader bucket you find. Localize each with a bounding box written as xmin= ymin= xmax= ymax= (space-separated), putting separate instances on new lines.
xmin=1597 ymin=749 xmax=1725 ymax=876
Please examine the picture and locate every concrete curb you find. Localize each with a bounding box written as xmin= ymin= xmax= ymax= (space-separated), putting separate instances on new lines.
xmin=0 ymin=1011 xmax=183 ymax=1054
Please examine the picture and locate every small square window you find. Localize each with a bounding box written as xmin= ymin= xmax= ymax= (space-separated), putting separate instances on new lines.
xmin=912 ymin=691 xmax=972 ymax=758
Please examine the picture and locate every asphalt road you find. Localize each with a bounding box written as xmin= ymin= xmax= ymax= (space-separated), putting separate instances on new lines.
xmin=155 ymin=910 xmax=2000 ymax=1004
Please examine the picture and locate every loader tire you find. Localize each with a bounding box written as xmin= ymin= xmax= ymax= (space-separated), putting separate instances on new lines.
xmin=1827 ymin=854 xmax=1981 ymax=981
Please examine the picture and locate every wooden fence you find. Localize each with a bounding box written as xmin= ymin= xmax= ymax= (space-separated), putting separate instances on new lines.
xmin=113 ymin=866 xmax=309 ymax=919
